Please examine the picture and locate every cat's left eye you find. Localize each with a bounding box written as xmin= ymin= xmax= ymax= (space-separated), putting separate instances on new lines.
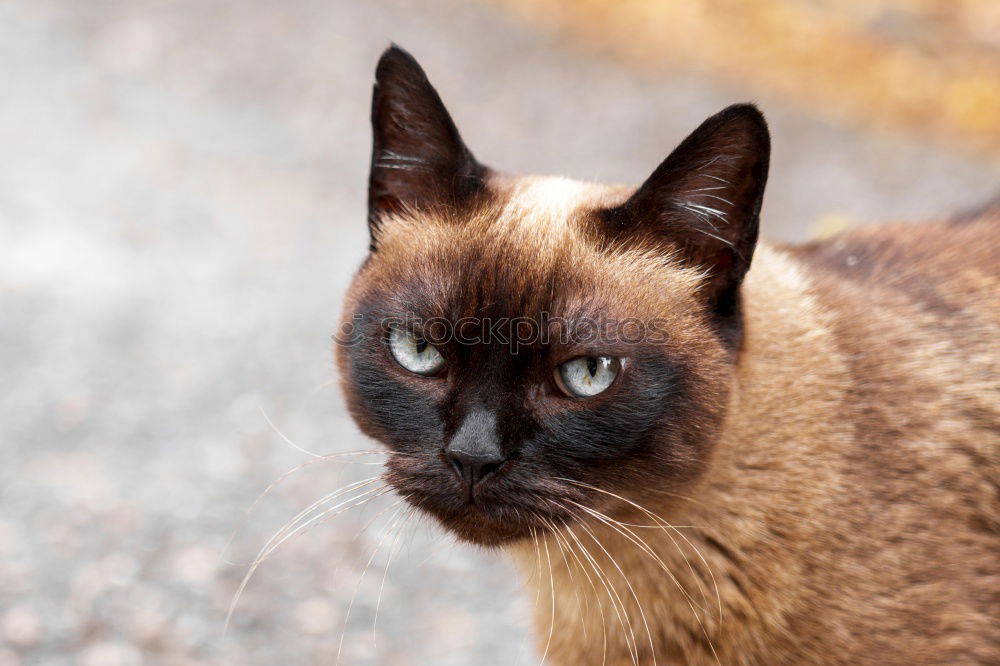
xmin=555 ymin=356 xmax=621 ymax=398
xmin=388 ymin=327 xmax=445 ymax=376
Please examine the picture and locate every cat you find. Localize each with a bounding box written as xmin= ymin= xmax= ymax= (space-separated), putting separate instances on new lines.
xmin=336 ymin=45 xmax=999 ymax=665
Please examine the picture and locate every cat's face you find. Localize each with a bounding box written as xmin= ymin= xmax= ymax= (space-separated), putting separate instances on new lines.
xmin=336 ymin=46 xmax=769 ymax=547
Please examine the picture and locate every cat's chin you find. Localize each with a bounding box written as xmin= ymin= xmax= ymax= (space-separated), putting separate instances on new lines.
xmin=447 ymin=521 xmax=531 ymax=548
xmin=430 ymin=506 xmax=546 ymax=548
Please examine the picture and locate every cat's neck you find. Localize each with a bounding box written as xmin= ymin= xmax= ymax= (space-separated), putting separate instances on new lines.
xmin=508 ymin=243 xmax=856 ymax=665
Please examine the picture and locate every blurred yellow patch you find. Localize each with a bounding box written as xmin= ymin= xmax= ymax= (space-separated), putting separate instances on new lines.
xmin=810 ymin=213 xmax=858 ymax=240
xmin=493 ymin=0 xmax=1000 ymax=159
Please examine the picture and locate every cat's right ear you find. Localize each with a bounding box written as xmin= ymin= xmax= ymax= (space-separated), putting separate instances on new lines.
xmin=598 ymin=104 xmax=770 ymax=347
xmin=367 ymin=45 xmax=486 ymax=251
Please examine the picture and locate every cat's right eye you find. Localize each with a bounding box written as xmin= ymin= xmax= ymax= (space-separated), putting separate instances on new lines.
xmin=555 ymin=356 xmax=621 ymax=398
xmin=388 ymin=327 xmax=445 ymax=376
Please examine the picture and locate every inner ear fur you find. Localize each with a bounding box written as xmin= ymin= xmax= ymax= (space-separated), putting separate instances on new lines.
xmin=600 ymin=104 xmax=771 ymax=342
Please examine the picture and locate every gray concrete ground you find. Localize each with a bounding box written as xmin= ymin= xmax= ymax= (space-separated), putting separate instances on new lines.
xmin=1 ymin=0 xmax=998 ymax=664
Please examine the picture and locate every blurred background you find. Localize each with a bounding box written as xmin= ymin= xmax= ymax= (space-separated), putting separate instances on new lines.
xmin=1 ymin=0 xmax=997 ymax=664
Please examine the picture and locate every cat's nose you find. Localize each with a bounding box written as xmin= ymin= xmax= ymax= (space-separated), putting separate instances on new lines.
xmin=445 ymin=409 xmax=506 ymax=490
xmin=445 ymin=446 xmax=505 ymax=487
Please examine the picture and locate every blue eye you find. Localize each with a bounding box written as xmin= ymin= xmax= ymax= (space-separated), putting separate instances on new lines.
xmin=388 ymin=327 xmax=445 ymax=376
xmin=555 ymin=356 xmax=621 ymax=397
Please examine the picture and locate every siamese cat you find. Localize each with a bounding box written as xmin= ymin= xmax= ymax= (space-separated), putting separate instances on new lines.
xmin=336 ymin=45 xmax=999 ymax=665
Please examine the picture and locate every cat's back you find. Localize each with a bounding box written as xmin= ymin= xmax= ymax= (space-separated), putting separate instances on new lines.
xmin=784 ymin=200 xmax=999 ymax=451
xmin=791 ymin=200 xmax=999 ymax=325
xmin=786 ymin=204 xmax=998 ymax=395
xmin=768 ymin=204 xmax=1000 ymax=664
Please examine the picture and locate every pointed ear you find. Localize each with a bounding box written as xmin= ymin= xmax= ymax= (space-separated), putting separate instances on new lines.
xmin=367 ymin=45 xmax=486 ymax=250
xmin=603 ymin=104 xmax=770 ymax=338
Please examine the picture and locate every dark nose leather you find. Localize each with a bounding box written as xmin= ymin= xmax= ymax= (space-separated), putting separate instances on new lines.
xmin=446 ymin=447 xmax=505 ymax=487
xmin=445 ymin=409 xmax=505 ymax=488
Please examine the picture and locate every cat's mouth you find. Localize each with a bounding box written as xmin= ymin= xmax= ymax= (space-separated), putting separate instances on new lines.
xmin=384 ymin=454 xmax=583 ymax=547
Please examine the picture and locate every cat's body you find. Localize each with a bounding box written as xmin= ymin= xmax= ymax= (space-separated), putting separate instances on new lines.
xmin=515 ymin=213 xmax=1000 ymax=665
xmin=337 ymin=46 xmax=999 ymax=665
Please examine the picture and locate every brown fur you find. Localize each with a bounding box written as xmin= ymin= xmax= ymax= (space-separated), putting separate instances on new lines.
xmin=342 ymin=187 xmax=999 ymax=664
xmin=509 ymin=212 xmax=1000 ymax=665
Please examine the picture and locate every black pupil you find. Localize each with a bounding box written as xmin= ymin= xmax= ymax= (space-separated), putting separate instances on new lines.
xmin=587 ymin=357 xmax=599 ymax=376
xmin=415 ymin=338 xmax=428 ymax=354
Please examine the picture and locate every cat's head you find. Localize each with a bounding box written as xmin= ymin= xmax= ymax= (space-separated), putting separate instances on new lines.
xmin=336 ymin=46 xmax=769 ymax=546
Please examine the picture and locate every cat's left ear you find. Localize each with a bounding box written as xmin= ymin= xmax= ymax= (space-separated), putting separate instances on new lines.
xmin=367 ymin=45 xmax=486 ymax=250
xmin=603 ymin=104 xmax=770 ymax=334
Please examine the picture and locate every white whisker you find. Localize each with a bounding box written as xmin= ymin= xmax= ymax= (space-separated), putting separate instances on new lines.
xmin=563 ymin=521 xmax=639 ymax=666
xmin=258 ymin=404 xmax=325 ymax=458
xmin=542 ymin=516 xmax=588 ymax=640
xmin=373 ymin=507 xmax=415 ymax=648
xmin=538 ymin=533 xmax=556 ymax=665
xmin=557 ymin=478 xmax=724 ymax=665
xmin=226 ymin=479 xmax=388 ymax=632
xmin=573 ymin=514 xmax=656 ymax=666
xmin=335 ymin=501 xmax=407 ymax=665
xmin=548 ymin=516 xmax=607 ymax=666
